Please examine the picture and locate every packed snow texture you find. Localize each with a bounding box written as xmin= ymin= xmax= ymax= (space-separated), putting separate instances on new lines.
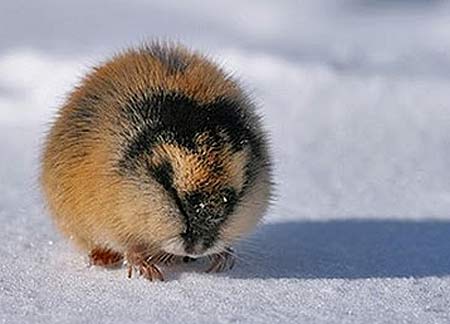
xmin=1 ymin=1 xmax=450 ymax=323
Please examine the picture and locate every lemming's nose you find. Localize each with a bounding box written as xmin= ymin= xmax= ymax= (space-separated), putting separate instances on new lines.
xmin=184 ymin=241 xmax=206 ymax=256
xmin=181 ymin=231 xmax=208 ymax=255
xmin=184 ymin=244 xmax=197 ymax=255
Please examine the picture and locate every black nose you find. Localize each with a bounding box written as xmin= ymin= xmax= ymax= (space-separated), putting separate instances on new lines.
xmin=184 ymin=243 xmax=196 ymax=255
xmin=180 ymin=229 xmax=215 ymax=255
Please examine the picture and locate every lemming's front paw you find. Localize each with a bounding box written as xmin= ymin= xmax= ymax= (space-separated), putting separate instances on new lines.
xmin=206 ymin=248 xmax=235 ymax=273
xmin=125 ymin=246 xmax=167 ymax=281
xmin=127 ymin=260 xmax=164 ymax=281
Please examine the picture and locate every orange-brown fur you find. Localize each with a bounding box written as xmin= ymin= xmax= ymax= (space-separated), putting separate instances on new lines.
xmin=148 ymin=139 xmax=248 ymax=194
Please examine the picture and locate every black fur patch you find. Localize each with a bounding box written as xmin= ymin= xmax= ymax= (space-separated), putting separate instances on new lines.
xmin=147 ymin=160 xmax=174 ymax=193
xmin=143 ymin=44 xmax=188 ymax=74
xmin=117 ymin=90 xmax=264 ymax=178
xmin=147 ymin=160 xmax=189 ymax=219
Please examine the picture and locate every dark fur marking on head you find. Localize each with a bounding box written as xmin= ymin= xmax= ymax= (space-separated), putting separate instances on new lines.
xmin=147 ymin=160 xmax=190 ymax=222
xmin=116 ymin=90 xmax=265 ymax=181
xmin=143 ymin=44 xmax=189 ymax=74
xmin=147 ymin=160 xmax=174 ymax=193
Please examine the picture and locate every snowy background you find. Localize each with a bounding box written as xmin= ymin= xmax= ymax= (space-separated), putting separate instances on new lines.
xmin=1 ymin=1 xmax=450 ymax=323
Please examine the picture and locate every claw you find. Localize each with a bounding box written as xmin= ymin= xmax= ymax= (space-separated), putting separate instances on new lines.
xmin=125 ymin=246 xmax=166 ymax=281
xmin=127 ymin=264 xmax=133 ymax=279
xmin=152 ymin=252 xmax=177 ymax=266
xmin=206 ymin=248 xmax=236 ymax=273
xmin=139 ymin=261 xmax=164 ymax=281
xmin=127 ymin=261 xmax=164 ymax=281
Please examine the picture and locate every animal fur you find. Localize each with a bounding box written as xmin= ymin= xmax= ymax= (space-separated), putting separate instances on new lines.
xmin=40 ymin=42 xmax=272 ymax=279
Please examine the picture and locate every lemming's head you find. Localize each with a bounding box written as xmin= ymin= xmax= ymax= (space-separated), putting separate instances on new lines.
xmin=116 ymin=93 xmax=271 ymax=257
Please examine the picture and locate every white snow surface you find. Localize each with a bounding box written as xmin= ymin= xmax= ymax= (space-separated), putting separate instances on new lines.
xmin=1 ymin=1 xmax=450 ymax=323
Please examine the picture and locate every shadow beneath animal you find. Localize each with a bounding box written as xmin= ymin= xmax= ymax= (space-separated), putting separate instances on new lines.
xmin=226 ymin=219 xmax=450 ymax=280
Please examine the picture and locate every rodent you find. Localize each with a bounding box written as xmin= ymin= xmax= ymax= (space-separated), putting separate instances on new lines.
xmin=40 ymin=42 xmax=272 ymax=281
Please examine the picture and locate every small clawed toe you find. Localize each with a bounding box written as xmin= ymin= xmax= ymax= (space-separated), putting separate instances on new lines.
xmin=206 ymin=248 xmax=236 ymax=273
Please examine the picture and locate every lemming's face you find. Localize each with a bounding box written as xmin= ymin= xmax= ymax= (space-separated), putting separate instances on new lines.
xmin=147 ymin=136 xmax=251 ymax=257
xmin=112 ymin=80 xmax=269 ymax=256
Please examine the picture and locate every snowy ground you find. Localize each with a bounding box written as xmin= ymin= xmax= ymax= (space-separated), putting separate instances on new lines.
xmin=1 ymin=1 xmax=450 ymax=323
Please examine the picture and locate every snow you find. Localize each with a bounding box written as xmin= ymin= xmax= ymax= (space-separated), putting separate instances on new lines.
xmin=1 ymin=1 xmax=450 ymax=323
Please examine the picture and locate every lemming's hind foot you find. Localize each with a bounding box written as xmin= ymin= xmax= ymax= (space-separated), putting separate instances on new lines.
xmin=89 ymin=247 xmax=123 ymax=268
xmin=206 ymin=248 xmax=236 ymax=273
